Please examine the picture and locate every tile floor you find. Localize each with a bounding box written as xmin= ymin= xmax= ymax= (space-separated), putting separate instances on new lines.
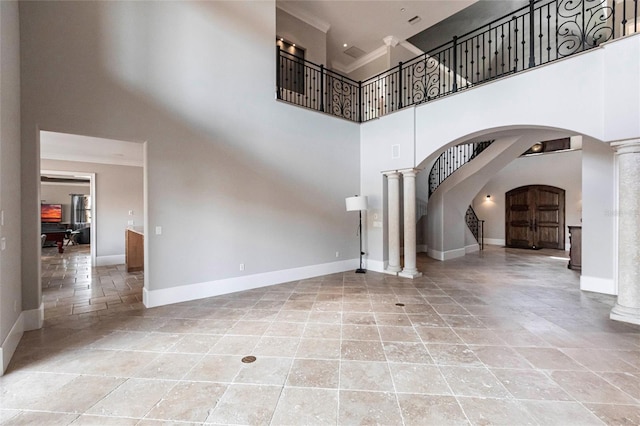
xmin=1 ymin=246 xmax=639 ymax=425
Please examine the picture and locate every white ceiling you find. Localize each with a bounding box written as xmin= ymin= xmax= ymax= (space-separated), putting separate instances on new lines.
xmin=277 ymin=0 xmax=477 ymax=72
xmin=40 ymin=131 xmax=144 ymax=167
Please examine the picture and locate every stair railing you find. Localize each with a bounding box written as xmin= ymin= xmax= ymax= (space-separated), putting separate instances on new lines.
xmin=428 ymin=140 xmax=494 ymax=197
xmin=466 ymin=205 xmax=485 ymax=250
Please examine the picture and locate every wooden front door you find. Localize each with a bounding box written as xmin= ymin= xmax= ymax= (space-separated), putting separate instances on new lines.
xmin=505 ymin=185 xmax=565 ymax=250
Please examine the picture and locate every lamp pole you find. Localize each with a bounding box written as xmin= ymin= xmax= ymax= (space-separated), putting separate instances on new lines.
xmin=356 ymin=209 xmax=365 ymax=273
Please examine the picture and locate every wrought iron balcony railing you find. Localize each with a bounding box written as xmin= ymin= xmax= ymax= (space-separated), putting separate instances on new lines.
xmin=277 ymin=0 xmax=638 ymax=123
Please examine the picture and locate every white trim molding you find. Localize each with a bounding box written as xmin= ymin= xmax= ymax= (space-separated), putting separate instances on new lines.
xmin=484 ymin=238 xmax=506 ymax=246
xmin=465 ymin=243 xmax=480 ymax=254
xmin=1 ymin=304 xmax=43 ymax=375
xmin=143 ymin=259 xmax=359 ymax=308
xmin=580 ymin=276 xmax=616 ymax=295
xmin=365 ymin=259 xmax=386 ymax=273
xmin=427 ymin=247 xmax=466 ymax=261
xmin=96 ymin=254 xmax=126 ymax=266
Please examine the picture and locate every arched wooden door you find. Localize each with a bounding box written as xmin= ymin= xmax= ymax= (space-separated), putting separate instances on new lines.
xmin=505 ymin=185 xmax=565 ymax=250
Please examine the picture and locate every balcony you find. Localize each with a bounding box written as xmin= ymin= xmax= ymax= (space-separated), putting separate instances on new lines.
xmin=277 ymin=0 xmax=639 ymax=123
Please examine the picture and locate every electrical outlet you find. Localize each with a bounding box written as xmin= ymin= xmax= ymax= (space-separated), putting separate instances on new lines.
xmin=239 ymin=263 xmax=245 ymax=271
xmin=155 ymin=226 xmax=162 ymax=235
xmin=128 ymin=210 xmax=134 ymax=216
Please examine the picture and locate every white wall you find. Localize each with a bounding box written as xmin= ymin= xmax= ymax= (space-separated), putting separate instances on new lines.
xmin=40 ymin=182 xmax=90 ymax=224
xmin=20 ymin=1 xmax=361 ymax=308
xmin=581 ymin=137 xmax=615 ymax=294
xmin=41 ymin=159 xmax=143 ymax=264
xmin=276 ymin=8 xmax=327 ymax=65
xmin=0 ymin=0 xmax=24 ymax=374
xmin=473 ymin=149 xmax=583 ymax=249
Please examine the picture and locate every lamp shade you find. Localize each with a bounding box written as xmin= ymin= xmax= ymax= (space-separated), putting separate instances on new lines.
xmin=346 ymin=195 xmax=368 ymax=211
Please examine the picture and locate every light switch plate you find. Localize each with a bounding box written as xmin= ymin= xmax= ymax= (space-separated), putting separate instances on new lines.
xmin=155 ymin=226 xmax=162 ymax=235
xmin=1 ymin=237 xmax=6 ymax=251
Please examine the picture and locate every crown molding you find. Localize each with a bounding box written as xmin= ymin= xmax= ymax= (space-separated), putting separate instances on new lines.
xmin=276 ymin=4 xmax=330 ymax=33
xmin=383 ymin=36 xmax=400 ymax=47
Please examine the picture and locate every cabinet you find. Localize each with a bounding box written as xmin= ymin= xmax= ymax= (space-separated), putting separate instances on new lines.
xmin=568 ymin=226 xmax=581 ymax=271
xmin=125 ymin=229 xmax=144 ymax=272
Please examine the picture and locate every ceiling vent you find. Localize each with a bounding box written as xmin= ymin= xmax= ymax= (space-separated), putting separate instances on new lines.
xmin=343 ymin=46 xmax=366 ymax=59
xmin=408 ymin=15 xmax=421 ymax=25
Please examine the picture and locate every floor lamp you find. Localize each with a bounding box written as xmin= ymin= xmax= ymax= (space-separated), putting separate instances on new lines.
xmin=345 ymin=195 xmax=368 ymax=273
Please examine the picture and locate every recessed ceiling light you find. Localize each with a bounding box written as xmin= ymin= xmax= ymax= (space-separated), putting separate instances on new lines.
xmin=401 ymin=7 xmax=406 ymax=12
xmin=280 ymin=38 xmax=283 ymax=41
xmin=292 ymin=43 xmax=296 ymax=47
xmin=343 ymin=43 xmax=348 ymax=47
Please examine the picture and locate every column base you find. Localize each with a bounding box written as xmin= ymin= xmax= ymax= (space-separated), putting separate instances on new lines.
xmin=384 ymin=268 xmax=400 ymax=276
xmin=399 ymin=270 xmax=423 ymax=279
xmin=610 ymin=303 xmax=640 ymax=326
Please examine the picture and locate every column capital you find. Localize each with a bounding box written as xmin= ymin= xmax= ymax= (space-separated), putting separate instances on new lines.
xmin=399 ymin=168 xmax=419 ymax=178
xmin=383 ymin=170 xmax=401 ymax=179
xmin=611 ymin=139 xmax=640 ymax=154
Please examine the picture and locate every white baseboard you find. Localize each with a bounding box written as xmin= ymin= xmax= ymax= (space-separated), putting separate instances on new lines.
xmin=1 ymin=314 xmax=23 ymax=375
xmin=143 ymin=259 xmax=359 ymax=308
xmin=365 ymin=259 xmax=386 ymax=273
xmin=0 ymin=303 xmax=44 ymax=375
xmin=427 ymin=247 xmax=466 ymax=261
xmin=416 ymin=244 xmax=428 ymax=253
xmin=465 ymin=244 xmax=479 ymax=254
xmin=23 ymin=303 xmax=44 ymax=331
xmin=96 ymin=254 xmax=125 ymax=266
xmin=484 ymin=238 xmax=505 ymax=246
xmin=581 ymin=276 xmax=616 ymax=295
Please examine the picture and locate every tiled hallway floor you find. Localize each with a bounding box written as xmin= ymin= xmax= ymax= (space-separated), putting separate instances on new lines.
xmin=1 ymin=246 xmax=639 ymax=425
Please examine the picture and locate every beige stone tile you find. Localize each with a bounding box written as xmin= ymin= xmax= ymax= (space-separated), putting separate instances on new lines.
xmin=472 ymin=345 xmax=532 ymax=369
xmin=561 ymin=348 xmax=639 ymax=372
xmin=264 ymin=321 xmax=306 ymax=337
xmin=586 ymin=403 xmax=640 ymax=425
xmin=342 ymin=313 xmax=376 ymax=327
xmin=209 ymin=335 xmax=260 ymax=355
xmin=521 ymin=401 xmax=605 ymax=425
xmin=253 ymin=336 xmax=300 ymax=357
xmin=339 ymin=360 xmax=394 ymax=392
xmin=457 ymin=397 xmax=536 ymax=425
xmin=271 ymin=387 xmax=338 ymax=425
xmin=275 ymin=310 xmax=309 ymax=322
xmin=427 ymin=344 xmax=483 ymax=366
xmin=440 ymin=366 xmax=511 ymax=398
xmin=168 ymin=334 xmax=222 ymax=354
xmin=599 ymin=371 xmax=640 ymax=399
xmin=516 ymin=347 xmax=587 ymax=370
xmin=455 ymin=328 xmax=506 ymax=346
xmin=184 ymin=354 xmax=243 ymax=382
xmin=341 ymin=339 xmax=386 ymax=361
xmin=127 ymin=332 xmax=183 ymax=352
xmin=286 ymin=359 xmax=339 ymax=388
xmin=296 ymin=338 xmax=341 ymax=359
xmin=85 ymin=378 xmax=174 ymax=418
xmin=397 ymin=394 xmax=469 ymax=426
xmin=234 ymin=356 xmax=292 ymax=385
xmin=132 ymin=353 xmax=203 ymax=380
xmin=378 ymin=325 xmax=421 ymax=342
xmin=227 ymin=320 xmax=271 ymax=336
xmin=144 ymin=381 xmax=227 ymax=422
xmin=416 ymin=326 xmax=464 ymax=344
xmin=307 ymin=311 xmax=342 ymax=324
xmin=341 ymin=324 xmax=380 ymax=341
xmin=303 ymin=323 xmax=341 ymax=339
xmin=550 ymin=370 xmax=638 ymax=404
xmin=338 ymin=390 xmax=403 ymax=425
xmin=389 ymin=363 xmax=450 ymax=394
xmin=205 ymin=384 xmax=281 ymax=425
xmin=382 ymin=341 xmax=433 ymax=364
xmin=2 ymin=412 xmax=79 ymax=425
xmin=492 ymin=368 xmax=572 ymax=401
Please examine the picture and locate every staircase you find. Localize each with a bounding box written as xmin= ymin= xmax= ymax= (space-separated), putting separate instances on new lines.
xmin=427 ymin=140 xmax=495 ymax=249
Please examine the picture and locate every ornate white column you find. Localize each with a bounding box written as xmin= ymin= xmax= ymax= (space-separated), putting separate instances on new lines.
xmin=399 ymin=169 xmax=422 ymax=279
xmin=610 ymin=140 xmax=640 ymax=325
xmin=385 ymin=171 xmax=402 ymax=275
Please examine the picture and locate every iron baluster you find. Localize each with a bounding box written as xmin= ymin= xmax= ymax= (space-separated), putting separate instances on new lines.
xmin=529 ymin=0 xmax=536 ymax=67
xmin=398 ymin=62 xmax=403 ymax=108
xmin=319 ymin=64 xmax=324 ymax=112
xmin=276 ymin=46 xmax=282 ymax=99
